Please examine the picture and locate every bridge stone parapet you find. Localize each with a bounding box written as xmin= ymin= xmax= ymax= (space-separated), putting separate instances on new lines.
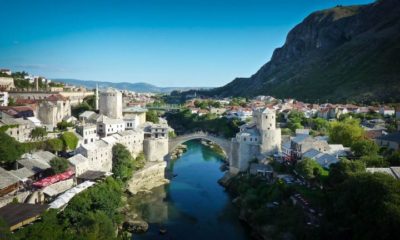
xmin=168 ymin=131 xmax=231 ymax=157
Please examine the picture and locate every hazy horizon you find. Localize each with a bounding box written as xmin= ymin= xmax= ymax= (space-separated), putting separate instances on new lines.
xmin=0 ymin=0 xmax=373 ymax=87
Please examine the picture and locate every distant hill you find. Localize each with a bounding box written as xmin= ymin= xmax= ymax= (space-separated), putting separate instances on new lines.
xmin=204 ymin=0 xmax=400 ymax=103
xmin=54 ymin=78 xmax=209 ymax=93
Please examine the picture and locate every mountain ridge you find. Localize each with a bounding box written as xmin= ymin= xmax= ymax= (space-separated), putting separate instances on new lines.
xmin=204 ymin=0 xmax=400 ymax=103
xmin=54 ymin=78 xmax=209 ymax=93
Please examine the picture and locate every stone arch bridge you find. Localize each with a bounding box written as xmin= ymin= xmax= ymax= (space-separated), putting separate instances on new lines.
xmin=168 ymin=132 xmax=231 ymax=156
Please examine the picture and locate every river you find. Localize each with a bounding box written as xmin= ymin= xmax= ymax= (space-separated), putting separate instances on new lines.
xmin=129 ymin=140 xmax=251 ymax=240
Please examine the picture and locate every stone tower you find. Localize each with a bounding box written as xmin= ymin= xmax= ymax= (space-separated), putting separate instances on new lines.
xmin=95 ymin=84 xmax=99 ymax=111
xmin=99 ymin=88 xmax=123 ymax=119
xmin=254 ymin=108 xmax=281 ymax=155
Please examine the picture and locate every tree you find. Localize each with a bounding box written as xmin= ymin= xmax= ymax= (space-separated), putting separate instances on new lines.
xmin=30 ymin=127 xmax=47 ymax=140
xmin=146 ymin=110 xmax=159 ymax=123
xmin=112 ymin=143 xmax=135 ymax=183
xmin=328 ymin=173 xmax=400 ymax=240
xmin=50 ymin=157 xmax=69 ymax=174
xmin=57 ymin=121 xmax=73 ymax=131
xmin=328 ymin=158 xmax=365 ymax=185
xmin=0 ymin=132 xmax=24 ymax=164
xmin=311 ymin=117 xmax=329 ymax=133
xmin=360 ymin=154 xmax=388 ymax=167
xmin=133 ymin=152 xmax=146 ymax=170
xmin=46 ymin=138 xmax=64 ymax=153
xmin=61 ymin=132 xmax=79 ymax=151
xmin=387 ymin=151 xmax=400 ymax=166
xmin=328 ymin=118 xmax=364 ymax=147
xmin=351 ymin=139 xmax=379 ymax=157
xmin=295 ymin=158 xmax=324 ymax=180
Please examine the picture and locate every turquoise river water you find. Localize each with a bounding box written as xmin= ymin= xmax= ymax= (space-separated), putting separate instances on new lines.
xmin=129 ymin=140 xmax=251 ymax=240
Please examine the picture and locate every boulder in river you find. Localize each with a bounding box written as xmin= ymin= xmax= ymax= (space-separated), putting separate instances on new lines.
xmin=123 ymin=219 xmax=149 ymax=233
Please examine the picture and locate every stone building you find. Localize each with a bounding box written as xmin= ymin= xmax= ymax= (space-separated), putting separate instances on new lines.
xmin=76 ymin=140 xmax=113 ymax=172
xmin=0 ymin=92 xmax=8 ymax=106
xmin=76 ymin=124 xmax=98 ymax=145
xmin=99 ymin=88 xmax=123 ymax=119
xmin=143 ymin=123 xmax=169 ymax=162
xmin=230 ymin=108 xmax=281 ymax=173
xmin=0 ymin=77 xmax=14 ymax=91
xmin=38 ymin=94 xmax=71 ymax=128
xmin=0 ymin=117 xmax=35 ymax=142
xmin=123 ymin=106 xmax=147 ymax=127
xmin=96 ymin=115 xmax=125 ymax=137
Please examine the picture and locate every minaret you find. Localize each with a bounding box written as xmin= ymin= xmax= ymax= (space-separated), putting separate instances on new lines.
xmin=95 ymin=84 xmax=99 ymax=111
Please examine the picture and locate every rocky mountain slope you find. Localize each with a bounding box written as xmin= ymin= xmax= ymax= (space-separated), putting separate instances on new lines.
xmin=208 ymin=0 xmax=400 ymax=102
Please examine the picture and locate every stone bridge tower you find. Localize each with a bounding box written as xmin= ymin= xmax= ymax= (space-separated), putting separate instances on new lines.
xmin=255 ymin=108 xmax=281 ymax=155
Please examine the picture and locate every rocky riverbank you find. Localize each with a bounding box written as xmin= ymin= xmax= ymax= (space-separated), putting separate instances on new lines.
xmin=170 ymin=144 xmax=187 ymax=160
xmin=126 ymin=161 xmax=169 ymax=195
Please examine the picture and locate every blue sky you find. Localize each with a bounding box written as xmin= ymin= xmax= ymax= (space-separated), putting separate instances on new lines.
xmin=0 ymin=0 xmax=373 ymax=87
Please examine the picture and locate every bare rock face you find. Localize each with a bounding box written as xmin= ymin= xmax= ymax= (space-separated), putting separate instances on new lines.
xmin=209 ymin=0 xmax=400 ymax=102
xmin=123 ymin=219 xmax=149 ymax=233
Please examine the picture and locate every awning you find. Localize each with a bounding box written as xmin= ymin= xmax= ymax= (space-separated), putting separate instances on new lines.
xmin=32 ymin=170 xmax=74 ymax=188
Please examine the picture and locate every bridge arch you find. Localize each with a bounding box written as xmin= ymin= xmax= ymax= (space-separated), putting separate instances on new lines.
xmin=168 ymin=132 xmax=231 ymax=157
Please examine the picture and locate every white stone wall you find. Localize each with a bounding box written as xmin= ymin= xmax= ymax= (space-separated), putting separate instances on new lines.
xmin=260 ymin=129 xmax=281 ymax=155
xmin=99 ymin=89 xmax=123 ymax=119
xmin=126 ymin=161 xmax=168 ymax=194
xmin=76 ymin=142 xmax=113 ymax=172
xmin=143 ymin=138 xmax=168 ymax=162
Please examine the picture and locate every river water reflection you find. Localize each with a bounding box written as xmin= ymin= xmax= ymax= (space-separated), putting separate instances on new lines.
xmin=130 ymin=140 xmax=251 ymax=240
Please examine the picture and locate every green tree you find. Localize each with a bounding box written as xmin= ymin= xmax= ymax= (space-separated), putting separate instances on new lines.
xmin=57 ymin=120 xmax=73 ymax=131
xmin=360 ymin=154 xmax=388 ymax=167
xmin=50 ymin=157 xmax=69 ymax=174
xmin=146 ymin=110 xmax=159 ymax=123
xmin=133 ymin=152 xmax=146 ymax=170
xmin=351 ymin=139 xmax=379 ymax=157
xmin=61 ymin=132 xmax=79 ymax=151
xmin=328 ymin=173 xmax=400 ymax=240
xmin=328 ymin=158 xmax=365 ymax=185
xmin=387 ymin=151 xmax=400 ymax=166
xmin=112 ymin=143 xmax=135 ymax=183
xmin=328 ymin=118 xmax=364 ymax=146
xmin=295 ymin=158 xmax=324 ymax=180
xmin=46 ymin=138 xmax=64 ymax=153
xmin=30 ymin=127 xmax=47 ymax=140
xmin=0 ymin=132 xmax=24 ymax=164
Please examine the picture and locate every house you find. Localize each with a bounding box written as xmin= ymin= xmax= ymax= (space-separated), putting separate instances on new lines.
xmin=0 ymin=77 xmax=14 ymax=91
xmin=76 ymin=123 xmax=98 ymax=145
xmin=0 ymin=69 xmax=11 ymax=75
xmin=290 ymin=134 xmax=330 ymax=159
xmin=249 ymin=163 xmax=274 ymax=179
xmin=0 ymin=116 xmax=36 ymax=142
xmin=122 ymin=106 xmax=147 ymax=126
xmin=0 ymin=106 xmax=35 ymax=118
xmin=375 ymin=132 xmax=400 ymax=151
xmin=75 ymin=139 xmax=113 ymax=172
xmin=96 ymin=115 xmax=125 ymax=137
xmin=67 ymin=154 xmax=90 ymax=177
xmin=0 ymin=203 xmax=49 ymax=231
xmin=0 ymin=91 xmax=8 ymax=106
xmin=302 ymin=148 xmax=340 ymax=169
xmin=0 ymin=167 xmax=21 ymax=197
xmin=16 ymin=151 xmax=56 ymax=179
xmin=209 ymin=107 xmax=226 ymax=115
xmin=79 ymin=110 xmax=98 ymax=123
xmin=379 ymin=106 xmax=395 ymax=116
